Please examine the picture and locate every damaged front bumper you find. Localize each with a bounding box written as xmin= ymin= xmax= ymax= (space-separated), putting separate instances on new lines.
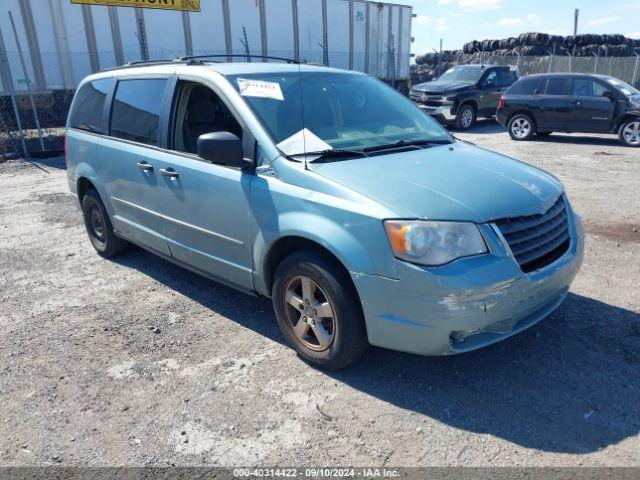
xmin=351 ymin=217 xmax=584 ymax=356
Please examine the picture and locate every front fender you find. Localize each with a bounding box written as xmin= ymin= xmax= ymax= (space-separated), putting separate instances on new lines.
xmin=252 ymin=211 xmax=398 ymax=296
xmin=249 ymin=174 xmax=399 ymax=296
xmin=451 ymin=90 xmax=479 ymax=111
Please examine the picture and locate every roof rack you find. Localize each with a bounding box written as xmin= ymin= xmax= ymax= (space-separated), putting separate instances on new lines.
xmin=103 ymin=54 xmax=300 ymax=72
xmin=103 ymin=58 xmax=188 ymax=71
xmin=177 ymin=54 xmax=300 ymax=65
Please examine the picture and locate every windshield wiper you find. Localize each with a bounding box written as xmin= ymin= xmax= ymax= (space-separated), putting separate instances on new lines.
xmin=362 ymin=138 xmax=453 ymax=153
xmin=287 ymin=149 xmax=367 ymax=162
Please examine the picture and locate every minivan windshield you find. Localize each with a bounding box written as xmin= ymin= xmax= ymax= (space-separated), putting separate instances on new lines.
xmin=436 ymin=66 xmax=484 ymax=83
xmin=226 ymin=71 xmax=452 ymax=158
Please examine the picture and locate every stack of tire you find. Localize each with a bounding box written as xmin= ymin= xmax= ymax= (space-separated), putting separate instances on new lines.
xmin=412 ymin=50 xmax=459 ymax=84
xmin=411 ymin=32 xmax=640 ymax=85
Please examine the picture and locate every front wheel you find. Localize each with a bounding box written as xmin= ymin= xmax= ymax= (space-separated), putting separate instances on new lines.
xmin=619 ymin=119 xmax=640 ymax=147
xmin=454 ymin=104 xmax=476 ymax=131
xmin=508 ymin=113 xmax=535 ymax=141
xmin=272 ymin=250 xmax=368 ymax=370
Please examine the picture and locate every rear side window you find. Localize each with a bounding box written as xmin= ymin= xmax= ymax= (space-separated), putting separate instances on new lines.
xmin=500 ymin=69 xmax=517 ymax=87
xmin=110 ymin=79 xmax=167 ymax=146
xmin=545 ymin=78 xmax=569 ymax=96
xmin=507 ymin=77 xmax=541 ymax=95
xmin=69 ymin=79 xmax=111 ymax=133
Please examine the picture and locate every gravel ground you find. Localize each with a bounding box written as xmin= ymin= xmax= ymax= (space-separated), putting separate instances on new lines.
xmin=0 ymin=124 xmax=639 ymax=468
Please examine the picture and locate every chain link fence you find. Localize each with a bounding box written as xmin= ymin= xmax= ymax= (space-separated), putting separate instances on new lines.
xmin=0 ymin=49 xmax=86 ymax=160
xmin=411 ymin=44 xmax=640 ymax=89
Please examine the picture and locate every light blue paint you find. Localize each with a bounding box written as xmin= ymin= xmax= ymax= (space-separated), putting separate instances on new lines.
xmin=65 ymin=62 xmax=584 ymax=357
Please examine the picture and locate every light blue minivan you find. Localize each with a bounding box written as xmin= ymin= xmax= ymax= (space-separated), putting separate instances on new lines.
xmin=66 ymin=57 xmax=584 ymax=370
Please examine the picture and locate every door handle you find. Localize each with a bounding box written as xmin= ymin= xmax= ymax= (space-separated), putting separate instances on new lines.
xmin=159 ymin=168 xmax=179 ymax=179
xmin=136 ymin=161 xmax=153 ymax=171
xmin=570 ymin=100 xmax=581 ymax=106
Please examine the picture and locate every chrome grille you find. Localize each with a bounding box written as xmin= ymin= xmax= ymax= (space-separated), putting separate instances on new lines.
xmin=409 ymin=92 xmax=443 ymax=106
xmin=495 ymin=196 xmax=570 ymax=273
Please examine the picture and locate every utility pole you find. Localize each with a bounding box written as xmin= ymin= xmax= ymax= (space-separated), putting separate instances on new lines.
xmin=574 ymin=9 xmax=579 ymax=36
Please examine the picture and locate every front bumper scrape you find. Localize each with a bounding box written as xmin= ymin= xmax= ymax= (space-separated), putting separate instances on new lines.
xmin=350 ymin=222 xmax=584 ymax=356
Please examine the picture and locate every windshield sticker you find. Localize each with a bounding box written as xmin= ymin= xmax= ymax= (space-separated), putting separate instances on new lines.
xmin=237 ymin=78 xmax=284 ymax=101
xmin=276 ymin=129 xmax=332 ymax=157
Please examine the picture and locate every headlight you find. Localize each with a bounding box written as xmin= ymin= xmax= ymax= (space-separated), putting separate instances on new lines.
xmin=384 ymin=220 xmax=488 ymax=266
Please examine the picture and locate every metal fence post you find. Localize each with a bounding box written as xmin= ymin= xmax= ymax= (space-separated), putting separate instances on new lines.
xmin=569 ymin=46 xmax=576 ymax=73
xmin=390 ymin=35 xmax=396 ymax=89
xmin=609 ymin=55 xmax=613 ymax=76
xmin=0 ymin=23 xmax=27 ymax=158
xmin=633 ymin=53 xmax=640 ymax=88
xmin=135 ymin=8 xmax=148 ymax=61
xmin=593 ymin=52 xmax=599 ymax=74
xmin=517 ymin=48 xmax=523 ymax=73
xmin=8 ymin=10 xmax=44 ymax=152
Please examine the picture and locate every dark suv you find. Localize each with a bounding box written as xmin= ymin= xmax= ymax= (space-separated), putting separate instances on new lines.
xmin=496 ymin=73 xmax=640 ymax=147
xmin=410 ymin=65 xmax=518 ymax=130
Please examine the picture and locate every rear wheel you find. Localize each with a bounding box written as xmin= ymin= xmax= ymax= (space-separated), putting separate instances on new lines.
xmin=454 ymin=104 xmax=476 ymax=131
xmin=508 ymin=113 xmax=535 ymax=141
xmin=272 ymin=250 xmax=368 ymax=370
xmin=619 ymin=119 xmax=640 ymax=147
xmin=81 ymin=188 xmax=129 ymax=257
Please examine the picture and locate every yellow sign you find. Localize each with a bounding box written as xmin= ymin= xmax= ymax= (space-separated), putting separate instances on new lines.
xmin=70 ymin=0 xmax=200 ymax=12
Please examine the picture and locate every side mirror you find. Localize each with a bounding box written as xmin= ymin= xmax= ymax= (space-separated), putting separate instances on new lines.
xmin=602 ymin=90 xmax=615 ymax=100
xmin=485 ymin=79 xmax=497 ymax=88
xmin=197 ymin=131 xmax=248 ymax=168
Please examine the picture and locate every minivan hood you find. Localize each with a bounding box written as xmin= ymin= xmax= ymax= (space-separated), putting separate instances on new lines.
xmin=412 ymin=80 xmax=475 ymax=94
xmin=309 ymin=141 xmax=563 ymax=223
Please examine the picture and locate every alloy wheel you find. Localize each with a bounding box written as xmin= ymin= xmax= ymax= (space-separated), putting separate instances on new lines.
xmin=283 ymin=275 xmax=336 ymax=351
xmin=460 ymin=108 xmax=474 ymax=129
xmin=511 ymin=117 xmax=531 ymax=139
xmin=622 ymin=121 xmax=640 ymax=146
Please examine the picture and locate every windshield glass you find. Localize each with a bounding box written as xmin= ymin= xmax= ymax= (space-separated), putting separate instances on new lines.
xmin=226 ymin=71 xmax=451 ymax=156
xmin=604 ymin=77 xmax=640 ymax=97
xmin=437 ymin=66 xmax=484 ymax=83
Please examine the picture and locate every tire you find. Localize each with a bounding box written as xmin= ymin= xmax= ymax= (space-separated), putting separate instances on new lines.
xmin=454 ymin=103 xmax=476 ymax=131
xmin=618 ymin=118 xmax=640 ymax=147
xmin=81 ymin=188 xmax=130 ymax=257
xmin=272 ymin=249 xmax=368 ymax=370
xmin=508 ymin=113 xmax=536 ymax=141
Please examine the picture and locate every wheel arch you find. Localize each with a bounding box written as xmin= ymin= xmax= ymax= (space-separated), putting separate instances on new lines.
xmin=615 ymin=112 xmax=640 ymax=131
xmin=74 ymin=163 xmax=114 ymax=215
xmin=507 ymin=109 xmax=538 ymax=130
xmin=457 ymin=99 xmax=478 ymax=114
xmin=76 ymin=176 xmax=96 ymax=203
xmin=261 ymin=236 xmax=356 ymax=299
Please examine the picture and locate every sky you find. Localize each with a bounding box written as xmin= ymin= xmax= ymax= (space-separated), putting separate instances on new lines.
xmin=406 ymin=0 xmax=640 ymax=55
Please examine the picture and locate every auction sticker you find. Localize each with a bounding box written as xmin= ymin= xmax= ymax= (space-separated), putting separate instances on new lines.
xmin=237 ymin=78 xmax=284 ymax=101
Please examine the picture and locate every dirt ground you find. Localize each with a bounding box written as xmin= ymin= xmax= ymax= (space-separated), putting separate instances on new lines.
xmin=0 ymin=124 xmax=639 ymax=467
